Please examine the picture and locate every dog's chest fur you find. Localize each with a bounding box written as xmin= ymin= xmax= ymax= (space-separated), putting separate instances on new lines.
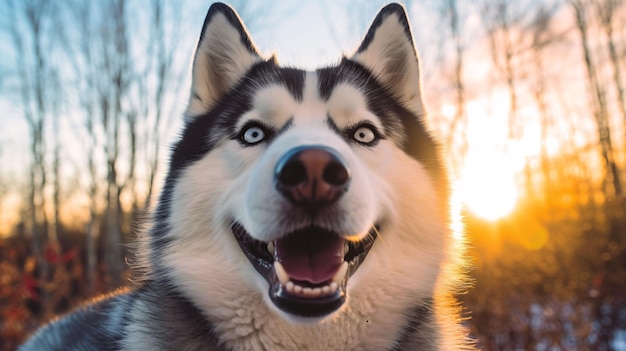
xmin=120 ymin=286 xmax=437 ymax=351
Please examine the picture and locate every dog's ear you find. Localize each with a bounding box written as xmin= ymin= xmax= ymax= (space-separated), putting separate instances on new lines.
xmin=350 ymin=4 xmax=424 ymax=116
xmin=186 ymin=3 xmax=262 ymax=118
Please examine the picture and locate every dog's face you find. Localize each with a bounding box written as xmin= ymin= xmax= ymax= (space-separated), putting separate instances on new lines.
xmin=159 ymin=3 xmax=448 ymax=326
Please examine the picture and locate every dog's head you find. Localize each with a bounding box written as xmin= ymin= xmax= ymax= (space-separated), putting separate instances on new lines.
xmin=157 ymin=2 xmax=449 ymax=325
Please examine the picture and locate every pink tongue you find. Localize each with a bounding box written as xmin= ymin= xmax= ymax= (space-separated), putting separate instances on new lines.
xmin=275 ymin=229 xmax=344 ymax=285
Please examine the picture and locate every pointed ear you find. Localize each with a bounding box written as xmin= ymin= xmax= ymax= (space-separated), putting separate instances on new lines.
xmin=350 ymin=4 xmax=424 ymax=116
xmin=186 ymin=3 xmax=262 ymax=118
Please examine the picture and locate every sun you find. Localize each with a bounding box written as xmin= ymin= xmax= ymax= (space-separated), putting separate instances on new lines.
xmin=455 ymin=151 xmax=519 ymax=221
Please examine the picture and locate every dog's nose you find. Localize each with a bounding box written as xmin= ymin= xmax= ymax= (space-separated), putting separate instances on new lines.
xmin=275 ymin=146 xmax=350 ymax=209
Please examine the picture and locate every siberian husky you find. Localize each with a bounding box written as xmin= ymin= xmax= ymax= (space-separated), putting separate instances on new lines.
xmin=21 ymin=3 xmax=472 ymax=350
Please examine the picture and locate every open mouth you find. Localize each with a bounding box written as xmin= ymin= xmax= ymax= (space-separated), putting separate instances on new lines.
xmin=231 ymin=223 xmax=378 ymax=318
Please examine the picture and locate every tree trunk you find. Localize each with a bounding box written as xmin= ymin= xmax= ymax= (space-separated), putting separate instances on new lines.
xmin=443 ymin=0 xmax=468 ymax=169
xmin=572 ymin=0 xmax=622 ymax=198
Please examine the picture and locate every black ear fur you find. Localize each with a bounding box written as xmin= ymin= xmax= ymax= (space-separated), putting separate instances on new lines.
xmin=197 ymin=3 xmax=260 ymax=57
xmin=351 ymin=3 xmax=424 ymax=116
xmin=356 ymin=3 xmax=416 ymax=56
xmin=186 ymin=2 xmax=263 ymax=118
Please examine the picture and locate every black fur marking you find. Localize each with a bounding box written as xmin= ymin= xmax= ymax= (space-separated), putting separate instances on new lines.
xmin=150 ymin=6 xmax=309 ymax=279
xmin=326 ymin=115 xmax=382 ymax=147
xmin=151 ymin=61 xmax=305 ymax=249
xmin=325 ymin=115 xmax=342 ymax=136
xmin=391 ymin=298 xmax=438 ymax=351
xmin=197 ymin=2 xmax=259 ymax=56
xmin=277 ymin=117 xmax=294 ymax=135
xmin=19 ymin=292 xmax=135 ymax=351
xmin=356 ymin=3 xmax=416 ymax=57
xmin=317 ymin=59 xmax=444 ymax=193
xmin=149 ymin=61 xmax=305 ymax=281
xmin=128 ymin=282 xmax=231 ymax=350
xmin=172 ymin=61 xmax=304 ymax=172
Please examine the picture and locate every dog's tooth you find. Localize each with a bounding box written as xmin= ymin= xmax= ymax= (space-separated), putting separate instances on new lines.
xmin=286 ymin=281 xmax=294 ymax=293
xmin=329 ymin=282 xmax=339 ymax=293
xmin=312 ymin=287 xmax=322 ymax=296
xmin=332 ymin=262 xmax=349 ymax=284
xmin=303 ymin=287 xmax=313 ymax=296
xmin=274 ymin=262 xmax=289 ymax=285
xmin=294 ymin=285 xmax=303 ymax=294
xmin=322 ymin=285 xmax=330 ymax=295
xmin=267 ymin=241 xmax=275 ymax=254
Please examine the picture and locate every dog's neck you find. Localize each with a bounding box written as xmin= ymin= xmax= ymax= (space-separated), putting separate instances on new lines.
xmin=201 ymin=287 xmax=432 ymax=351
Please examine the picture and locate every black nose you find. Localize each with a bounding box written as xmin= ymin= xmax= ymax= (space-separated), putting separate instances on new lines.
xmin=274 ymin=146 xmax=350 ymax=209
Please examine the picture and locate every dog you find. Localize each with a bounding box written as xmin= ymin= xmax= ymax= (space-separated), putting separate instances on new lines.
xmin=21 ymin=3 xmax=472 ymax=350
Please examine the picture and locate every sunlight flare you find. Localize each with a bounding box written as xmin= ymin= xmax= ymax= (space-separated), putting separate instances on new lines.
xmin=456 ymin=150 xmax=519 ymax=221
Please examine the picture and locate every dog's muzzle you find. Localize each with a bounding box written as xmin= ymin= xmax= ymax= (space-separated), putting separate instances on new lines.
xmin=232 ymin=146 xmax=379 ymax=319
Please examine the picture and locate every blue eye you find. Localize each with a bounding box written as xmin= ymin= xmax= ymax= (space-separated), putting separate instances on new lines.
xmin=239 ymin=122 xmax=268 ymax=146
xmin=242 ymin=125 xmax=266 ymax=145
xmin=353 ymin=125 xmax=377 ymax=144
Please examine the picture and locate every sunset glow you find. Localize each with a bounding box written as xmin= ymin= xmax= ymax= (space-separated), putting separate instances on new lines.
xmin=456 ymin=149 xmax=519 ymax=221
xmin=0 ymin=195 xmax=21 ymax=237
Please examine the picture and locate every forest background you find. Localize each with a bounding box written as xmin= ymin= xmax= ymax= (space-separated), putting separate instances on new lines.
xmin=0 ymin=0 xmax=625 ymax=350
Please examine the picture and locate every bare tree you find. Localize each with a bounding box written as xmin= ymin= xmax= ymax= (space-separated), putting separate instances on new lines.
xmin=479 ymin=0 xmax=527 ymax=139
xmin=596 ymin=0 xmax=626 ymax=142
xmin=439 ymin=0 xmax=469 ymax=169
xmin=570 ymin=1 xmax=625 ymax=348
xmin=59 ymin=0 xmax=187 ymax=288
xmin=47 ymin=11 xmax=67 ymax=250
xmin=6 ymin=0 xmax=70 ymax=317
xmin=63 ymin=0 xmax=129 ymax=288
xmin=143 ymin=0 xmax=184 ymax=210
xmin=228 ymin=0 xmax=281 ymax=34
xmin=100 ymin=0 xmax=130 ymax=287
xmin=8 ymin=0 xmax=47 ymax=253
xmin=570 ymin=0 xmax=622 ymax=198
xmin=526 ymin=5 xmax=560 ymax=205
xmin=61 ymin=0 xmax=102 ymax=291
